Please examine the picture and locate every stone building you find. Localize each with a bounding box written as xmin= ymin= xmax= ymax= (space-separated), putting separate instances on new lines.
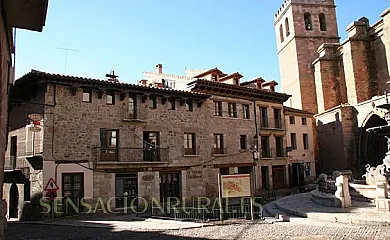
xmin=143 ymin=64 xmax=316 ymax=187
xmin=0 ymin=0 xmax=48 ymax=237
xmin=275 ymin=0 xmax=390 ymax=176
xmin=284 ymin=107 xmax=316 ymax=185
xmin=4 ymin=69 xmax=290 ymax=218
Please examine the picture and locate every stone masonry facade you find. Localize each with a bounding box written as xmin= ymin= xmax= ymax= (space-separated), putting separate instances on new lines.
xmin=4 ymin=70 xmax=291 ymax=218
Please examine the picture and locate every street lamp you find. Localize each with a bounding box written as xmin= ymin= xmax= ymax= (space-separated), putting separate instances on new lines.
xmin=252 ymin=135 xmax=259 ymax=161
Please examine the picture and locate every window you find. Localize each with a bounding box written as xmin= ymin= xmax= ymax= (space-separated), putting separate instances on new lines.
xmin=274 ymin=108 xmax=283 ymax=129
xmin=285 ymin=17 xmax=290 ymax=36
xmin=303 ymin=133 xmax=309 ymax=149
xmin=129 ymin=97 xmax=137 ymax=119
xmin=106 ymin=92 xmax=115 ymax=105
xmin=214 ymin=101 xmax=223 ymax=116
xmin=279 ymin=24 xmax=284 ymax=43
xmin=319 ymin=13 xmax=327 ymax=31
xmin=184 ymin=133 xmax=196 ymax=155
xmin=100 ymin=129 xmax=118 ymax=161
xmin=289 ymin=116 xmax=295 ymax=124
xmin=163 ymin=79 xmax=175 ymax=89
xmin=276 ymin=136 xmax=284 ymax=157
xmin=302 ymin=117 xmax=307 ymax=125
xmin=168 ymin=99 xmax=175 ymax=110
xmin=186 ymin=101 xmax=193 ymax=112
xmin=290 ymin=133 xmax=297 ymax=150
xmin=82 ymin=89 xmax=91 ymax=103
xmin=10 ymin=136 xmax=17 ymax=169
xmin=243 ymin=104 xmax=250 ymax=119
xmin=219 ymin=168 xmax=229 ymax=175
xmin=240 ymin=135 xmax=247 ymax=150
xmin=213 ymin=134 xmax=224 ymax=154
xmin=62 ymin=173 xmax=84 ymax=214
xmin=211 ymin=74 xmax=217 ymax=82
xmin=149 ymin=96 xmax=157 ymax=109
xmin=238 ymin=167 xmax=252 ymax=174
xmin=304 ymin=12 xmax=312 ymax=31
xmin=261 ymin=136 xmax=271 ymax=158
xmin=233 ymin=79 xmax=239 ymax=85
xmin=228 ymin=103 xmax=237 ymax=118
xmin=260 ymin=107 xmax=268 ymax=128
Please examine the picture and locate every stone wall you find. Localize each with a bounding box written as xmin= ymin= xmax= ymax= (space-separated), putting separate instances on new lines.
xmin=0 ymin=8 xmax=13 ymax=239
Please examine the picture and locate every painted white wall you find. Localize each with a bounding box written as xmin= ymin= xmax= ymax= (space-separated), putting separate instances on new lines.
xmin=43 ymin=161 xmax=93 ymax=198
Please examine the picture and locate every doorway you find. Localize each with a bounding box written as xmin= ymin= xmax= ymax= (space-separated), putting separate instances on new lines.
xmin=272 ymin=166 xmax=286 ymax=190
xmin=9 ymin=183 xmax=19 ymax=218
xmin=261 ymin=166 xmax=269 ymax=191
xmin=291 ymin=163 xmax=304 ymax=187
xmin=160 ymin=171 xmax=181 ymax=204
xmin=115 ymin=174 xmax=138 ymax=209
xmin=62 ymin=173 xmax=84 ymax=214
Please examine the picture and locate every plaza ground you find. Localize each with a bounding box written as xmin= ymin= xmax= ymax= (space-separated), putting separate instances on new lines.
xmin=5 ymin=192 xmax=390 ymax=239
xmin=5 ymin=218 xmax=390 ymax=240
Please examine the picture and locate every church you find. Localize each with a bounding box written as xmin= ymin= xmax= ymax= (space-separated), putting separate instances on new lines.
xmin=275 ymin=0 xmax=390 ymax=177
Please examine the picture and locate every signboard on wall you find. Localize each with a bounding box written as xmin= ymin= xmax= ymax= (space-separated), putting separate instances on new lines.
xmin=220 ymin=174 xmax=251 ymax=198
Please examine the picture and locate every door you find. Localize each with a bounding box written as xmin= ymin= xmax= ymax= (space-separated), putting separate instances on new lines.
xmin=115 ymin=174 xmax=138 ymax=209
xmin=9 ymin=183 xmax=19 ymax=218
xmin=143 ymin=132 xmax=160 ymax=161
xmin=62 ymin=173 xmax=84 ymax=214
xmin=160 ymin=172 xmax=181 ymax=205
xmin=261 ymin=166 xmax=269 ymax=191
xmin=272 ymin=166 xmax=285 ymax=190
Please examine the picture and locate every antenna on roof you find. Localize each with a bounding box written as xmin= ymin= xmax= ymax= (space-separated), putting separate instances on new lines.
xmin=56 ymin=47 xmax=79 ymax=74
xmin=106 ymin=70 xmax=120 ymax=83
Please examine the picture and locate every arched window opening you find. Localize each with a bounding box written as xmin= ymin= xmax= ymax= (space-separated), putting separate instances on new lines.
xmin=304 ymin=13 xmax=312 ymax=31
xmin=319 ymin=13 xmax=327 ymax=31
xmin=285 ymin=18 xmax=290 ymax=36
xmin=279 ymin=24 xmax=284 ymax=43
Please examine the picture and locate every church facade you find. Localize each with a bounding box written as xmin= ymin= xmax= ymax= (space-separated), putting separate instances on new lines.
xmin=275 ymin=0 xmax=390 ymax=177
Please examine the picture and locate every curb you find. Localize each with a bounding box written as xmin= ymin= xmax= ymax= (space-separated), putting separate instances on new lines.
xmin=274 ymin=196 xmax=390 ymax=226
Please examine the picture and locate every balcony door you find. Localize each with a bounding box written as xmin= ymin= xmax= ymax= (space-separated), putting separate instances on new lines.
xmin=100 ymin=129 xmax=118 ymax=161
xmin=143 ymin=132 xmax=160 ymax=161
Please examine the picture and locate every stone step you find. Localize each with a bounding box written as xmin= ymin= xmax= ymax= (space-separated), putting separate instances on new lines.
xmin=263 ymin=201 xmax=299 ymax=222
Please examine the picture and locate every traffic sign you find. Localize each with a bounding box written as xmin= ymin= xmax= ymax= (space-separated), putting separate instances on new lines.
xmin=45 ymin=190 xmax=57 ymax=201
xmin=44 ymin=178 xmax=59 ymax=191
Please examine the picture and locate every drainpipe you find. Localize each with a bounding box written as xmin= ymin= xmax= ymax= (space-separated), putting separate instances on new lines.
xmin=252 ymin=100 xmax=259 ymax=194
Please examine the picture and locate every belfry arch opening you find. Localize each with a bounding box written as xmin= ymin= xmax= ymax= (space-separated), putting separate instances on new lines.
xmin=357 ymin=114 xmax=388 ymax=177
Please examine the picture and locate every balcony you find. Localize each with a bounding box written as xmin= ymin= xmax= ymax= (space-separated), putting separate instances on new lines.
xmin=183 ymin=147 xmax=200 ymax=156
xmin=94 ymin=147 xmax=169 ymax=163
xmin=213 ymin=147 xmax=228 ymax=155
xmin=261 ymin=148 xmax=288 ymax=159
xmin=259 ymin=118 xmax=286 ymax=130
xmin=4 ymin=155 xmax=29 ymax=170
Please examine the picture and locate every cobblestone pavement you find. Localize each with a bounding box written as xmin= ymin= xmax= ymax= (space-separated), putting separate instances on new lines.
xmin=5 ymin=220 xmax=390 ymax=240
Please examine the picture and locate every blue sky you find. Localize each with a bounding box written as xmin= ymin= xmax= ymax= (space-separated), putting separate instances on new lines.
xmin=15 ymin=0 xmax=390 ymax=85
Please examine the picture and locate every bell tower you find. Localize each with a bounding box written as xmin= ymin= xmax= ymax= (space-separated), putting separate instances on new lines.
xmin=275 ymin=0 xmax=340 ymax=113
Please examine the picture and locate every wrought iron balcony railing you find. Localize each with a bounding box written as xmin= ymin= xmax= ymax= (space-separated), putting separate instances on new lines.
xmin=259 ymin=118 xmax=286 ymax=130
xmin=261 ymin=148 xmax=288 ymax=159
xmin=213 ymin=147 xmax=228 ymax=155
xmin=183 ymin=147 xmax=200 ymax=156
xmin=94 ymin=147 xmax=169 ymax=162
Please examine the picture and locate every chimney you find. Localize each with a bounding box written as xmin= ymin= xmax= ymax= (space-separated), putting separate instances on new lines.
xmin=156 ymin=64 xmax=163 ymax=74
